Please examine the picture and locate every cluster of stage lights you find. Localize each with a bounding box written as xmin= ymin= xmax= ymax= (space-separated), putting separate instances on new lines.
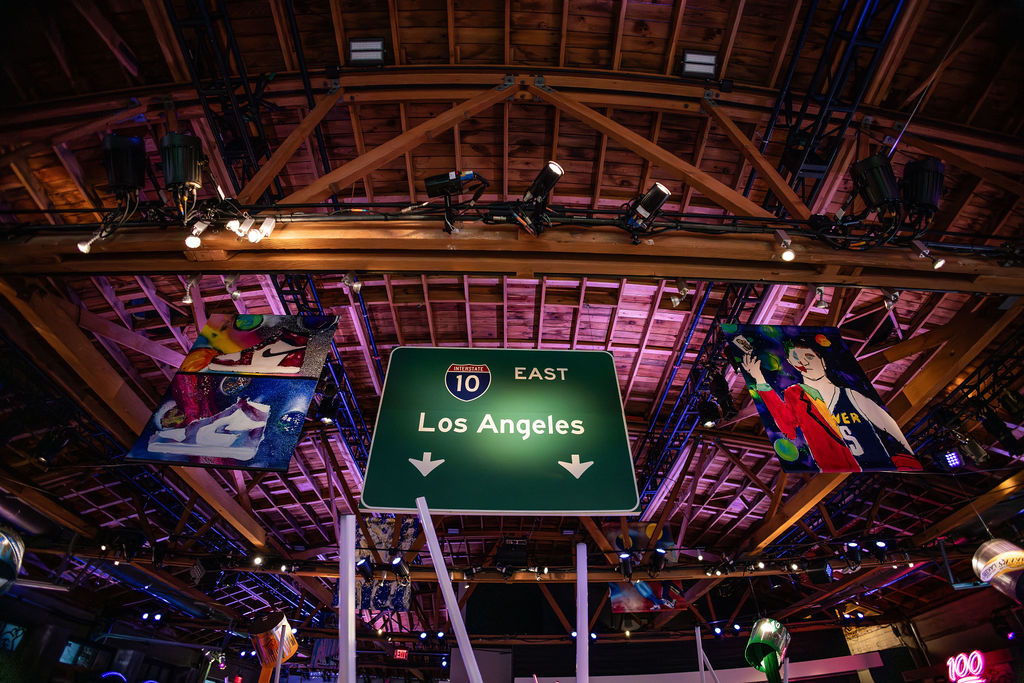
xmin=239 ymin=649 xmax=258 ymax=658
xmin=140 ymin=612 xmax=162 ymax=622
xmin=711 ymin=623 xmax=746 ymax=636
xmin=570 ymin=631 xmax=599 ymax=640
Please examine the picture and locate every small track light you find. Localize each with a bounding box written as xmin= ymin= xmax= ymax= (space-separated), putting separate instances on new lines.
xmin=341 ymin=272 xmax=362 ymax=294
xmin=814 ymin=286 xmax=828 ymax=310
xmin=775 ymin=229 xmax=795 ymax=261
xmin=77 ymin=231 xmax=104 ymax=254
xmin=912 ymin=240 xmax=944 ymax=269
xmin=881 ymin=289 xmax=900 ymax=311
xmin=713 ymin=626 xmax=722 ymax=635
xmin=733 ymin=623 xmax=741 ymax=631
xmin=419 ymin=631 xmax=427 ymax=640
xmin=185 ymin=219 xmax=210 ymax=249
xmin=253 ymin=556 xmax=263 ymax=566
xmin=181 ymin=274 xmax=200 ymax=305
xmin=247 ymin=216 xmax=276 ymax=243
xmin=224 ymin=274 xmax=241 ymax=301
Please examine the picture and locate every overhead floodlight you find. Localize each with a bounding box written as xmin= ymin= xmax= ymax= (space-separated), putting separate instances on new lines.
xmin=850 ymin=154 xmax=899 ymax=214
xmin=103 ymin=134 xmax=146 ymax=194
xmin=523 ymin=161 xmax=564 ymax=203
xmin=775 ymin=229 xmax=795 ymax=262
xmin=160 ymin=133 xmax=203 ymax=191
xmin=682 ymin=51 xmax=717 ymax=78
xmin=349 ymin=37 xmax=385 ymax=66
xmin=390 ymin=553 xmax=410 ymax=580
xmin=649 ymin=547 xmax=667 ymax=577
xmin=247 ymin=216 xmax=276 ymax=243
xmin=624 ymin=182 xmax=671 ymax=232
xmin=185 ymin=220 xmax=210 ymax=249
xmin=77 ymin=232 xmax=103 ymax=254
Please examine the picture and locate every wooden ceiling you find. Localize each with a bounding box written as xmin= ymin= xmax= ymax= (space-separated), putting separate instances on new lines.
xmin=0 ymin=0 xmax=1022 ymax=675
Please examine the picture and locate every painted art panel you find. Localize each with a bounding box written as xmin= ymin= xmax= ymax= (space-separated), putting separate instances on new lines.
xmin=722 ymin=324 xmax=922 ymax=473
xmin=609 ymin=579 xmax=687 ymax=614
xmin=125 ymin=373 xmax=316 ymax=471
xmin=181 ymin=314 xmax=338 ymax=379
xmin=346 ymin=517 xmax=418 ymax=614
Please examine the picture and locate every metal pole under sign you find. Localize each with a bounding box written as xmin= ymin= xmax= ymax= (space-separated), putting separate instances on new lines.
xmin=576 ymin=542 xmax=589 ymax=683
xmin=340 ymin=514 xmax=356 ymax=682
xmin=415 ymin=496 xmax=483 ymax=683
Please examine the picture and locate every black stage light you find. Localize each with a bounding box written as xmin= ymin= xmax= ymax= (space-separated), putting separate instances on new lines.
xmin=390 ymin=554 xmax=410 ymax=580
xmin=869 ymin=540 xmax=887 ymax=564
xmin=980 ymin=407 xmax=1023 ymax=455
xmin=844 ymin=541 xmax=862 ymax=567
xmin=160 ymin=132 xmax=203 ymax=190
xmin=805 ymin=558 xmax=834 ymax=585
xmin=356 ymin=557 xmax=374 ymax=582
xmin=850 ymin=154 xmax=899 ymax=214
xmin=523 ymin=161 xmax=564 ymax=203
xmin=955 ymin=433 xmax=989 ymax=465
xmin=103 ymin=134 xmax=146 ymax=194
xmin=618 ymin=551 xmax=633 ymax=580
xmin=697 ymin=396 xmax=721 ymax=428
xmin=624 ymin=182 xmax=671 ymax=231
xmin=426 ymin=170 xmax=475 ymax=198
xmin=999 ymin=390 xmax=1024 ymax=422
xmin=708 ymin=370 xmax=738 ymax=419
xmin=900 ymin=157 xmax=944 ymax=215
xmin=649 ymin=547 xmax=668 ymax=577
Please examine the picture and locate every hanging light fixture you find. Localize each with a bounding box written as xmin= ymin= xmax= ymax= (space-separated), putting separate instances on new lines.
xmin=775 ymin=230 xmax=795 ymax=262
xmin=911 ymin=240 xmax=945 ymax=269
xmin=623 ymin=183 xmax=671 ymax=234
xmin=103 ymin=134 xmax=146 ymax=196
xmin=185 ymin=219 xmax=210 ymax=249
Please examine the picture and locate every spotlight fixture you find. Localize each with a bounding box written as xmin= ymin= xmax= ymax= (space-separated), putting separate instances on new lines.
xmin=912 ymin=240 xmax=945 ymax=270
xmin=348 ymin=37 xmax=386 ymax=65
xmin=253 ymin=556 xmax=263 ymax=566
xmin=937 ymin=448 xmax=963 ymax=471
xmin=850 ymin=154 xmax=900 ymax=216
xmin=514 ymin=161 xmax=564 ymax=236
xmin=181 ymin=274 xmax=201 ymax=305
xmin=681 ymin=51 xmax=717 ymax=78
xmin=341 ymin=271 xmax=362 ymax=294
xmin=224 ymin=274 xmax=242 ymax=301
xmin=523 ymin=161 xmax=564 ymax=205
xmin=419 ymin=631 xmax=427 ymax=640
xmin=670 ymin=281 xmax=692 ymax=309
xmin=153 ymin=613 xmax=162 ymax=622
xmin=756 ymin=561 xmax=765 ymax=570
xmin=437 ymin=631 xmax=444 ymax=639
xmin=356 ymin=557 xmax=374 ymax=581
xmin=590 ymin=632 xmax=597 ymax=640
xmin=789 ymin=562 xmax=799 ymax=572
xmin=618 ymin=551 xmax=633 ymax=580
xmin=697 ymin=550 xmax=704 ymax=562
xmin=805 ymin=558 xmax=834 ymax=585
xmin=103 ymin=134 xmax=146 ymax=195
xmin=954 ymin=432 xmax=989 ymax=465
xmin=390 ymin=553 xmax=410 ymax=581
xmin=733 ymin=623 xmax=741 ymax=632
xmin=623 ymin=183 xmax=671 ymax=235
xmin=185 ymin=220 xmax=210 ymax=249
xmin=999 ymin=390 xmax=1024 ymax=422
xmin=901 ymin=157 xmax=944 ymax=215
xmin=775 ymin=229 xmax=795 ymax=261
xmin=979 ymin=407 xmax=1023 ymax=455
xmin=160 ymin=132 xmax=204 ymax=209
xmin=708 ymin=369 xmax=738 ymax=419
xmin=814 ymin=286 xmax=828 ymax=310
xmin=649 ymin=547 xmax=668 ymax=577
xmin=713 ymin=626 xmax=722 ymax=635
xmin=869 ymin=540 xmax=887 ymax=564
xmin=844 ymin=542 xmax=862 ymax=567
xmin=697 ymin=396 xmax=721 ymax=428
xmin=141 ymin=612 xmax=149 ymax=620
xmin=881 ymin=289 xmax=900 ymax=311
xmin=571 ymin=631 xmax=577 ymax=638
xmin=247 ymin=216 xmax=276 ymax=243
xmin=77 ymin=228 xmax=112 ymax=254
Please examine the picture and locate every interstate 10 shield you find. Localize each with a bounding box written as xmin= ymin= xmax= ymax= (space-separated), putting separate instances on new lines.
xmin=445 ymin=363 xmax=491 ymax=401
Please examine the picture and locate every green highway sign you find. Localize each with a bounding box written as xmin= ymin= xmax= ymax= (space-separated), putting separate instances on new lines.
xmin=360 ymin=347 xmax=639 ymax=515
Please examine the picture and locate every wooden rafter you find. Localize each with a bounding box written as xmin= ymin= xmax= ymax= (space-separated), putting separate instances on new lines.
xmin=529 ymin=85 xmax=774 ymax=218
xmin=662 ymin=0 xmax=688 ymax=76
xmin=283 ymin=85 xmax=510 ymax=204
xmin=769 ymin=0 xmax=802 ymax=88
xmin=611 ymin=0 xmax=629 ymax=71
xmin=10 ymin=159 xmax=62 ymax=225
xmin=71 ymin=0 xmax=141 ymax=78
xmin=717 ymin=0 xmax=747 ymax=78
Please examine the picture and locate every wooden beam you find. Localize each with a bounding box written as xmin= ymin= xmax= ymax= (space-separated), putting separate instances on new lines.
xmin=769 ymin=0 xmax=801 ymax=88
xmin=539 ymin=583 xmax=573 ymax=633
xmin=912 ymin=468 xmax=1024 ymax=546
xmin=611 ymin=0 xmax=629 ymax=71
xmin=135 ymin=275 xmax=191 ymax=352
xmin=702 ymin=98 xmax=811 ymax=220
xmin=39 ymin=7 xmax=76 ymax=86
xmin=71 ymin=0 xmax=141 ymax=77
xmin=52 ymin=143 xmax=103 ymax=221
xmin=857 ymin=325 xmax=955 ymax=374
xmin=529 ymin=85 xmax=774 ymax=218
xmin=50 ymin=293 xmax=186 ymax=368
xmin=398 ymin=104 xmax=417 ymax=201
xmin=743 ymin=474 xmax=849 ymax=553
xmin=899 ymin=6 xmax=989 ymax=110
xmin=0 ymin=470 xmax=98 ymax=537
xmin=140 ymin=0 xmax=188 ymax=82
xmin=559 ymin=0 xmax=570 ymax=67
xmin=0 ymin=279 xmax=268 ymax=549
xmin=238 ymin=87 xmax=344 ymax=205
xmin=717 ymin=0 xmax=747 ymax=78
xmin=328 ymin=0 xmax=347 ymax=66
xmin=579 ymin=516 xmax=619 ymax=566
xmin=387 ymin=0 xmax=402 ymax=65
xmin=446 ymin=0 xmax=456 ymax=64
xmin=9 ymin=160 xmax=61 ymax=225
xmin=283 ymin=86 xmax=510 ymax=204
xmin=348 ymin=104 xmax=375 ymax=201
xmin=862 ymin=0 xmax=929 ymax=105
xmin=886 ymin=298 xmax=1024 ymax=424
xmin=662 ymin=0 xmax=688 ymax=76
xmin=267 ymin=0 xmax=298 ymax=71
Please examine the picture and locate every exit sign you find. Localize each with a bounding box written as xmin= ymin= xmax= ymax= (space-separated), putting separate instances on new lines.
xmin=394 ymin=648 xmax=409 ymax=660
xmin=360 ymin=348 xmax=639 ymax=515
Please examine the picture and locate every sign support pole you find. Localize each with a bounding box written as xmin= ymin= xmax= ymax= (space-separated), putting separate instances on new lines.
xmin=696 ymin=625 xmax=706 ymax=683
xmin=340 ymin=514 xmax=356 ymax=683
xmin=415 ymin=496 xmax=483 ymax=683
xmin=576 ymin=542 xmax=589 ymax=683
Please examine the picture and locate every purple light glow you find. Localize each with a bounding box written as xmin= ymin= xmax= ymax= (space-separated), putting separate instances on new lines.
xmin=944 ymin=450 xmax=963 ymax=469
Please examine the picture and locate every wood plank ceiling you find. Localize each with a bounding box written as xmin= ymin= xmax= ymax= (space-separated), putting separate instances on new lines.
xmin=0 ymin=0 xmax=1022 ymax=674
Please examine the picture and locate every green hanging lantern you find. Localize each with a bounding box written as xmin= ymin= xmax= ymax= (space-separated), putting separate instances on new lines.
xmin=745 ymin=617 xmax=790 ymax=683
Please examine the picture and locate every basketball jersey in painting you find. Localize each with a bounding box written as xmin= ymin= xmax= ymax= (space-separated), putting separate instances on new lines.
xmin=830 ymin=387 xmax=891 ymax=469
